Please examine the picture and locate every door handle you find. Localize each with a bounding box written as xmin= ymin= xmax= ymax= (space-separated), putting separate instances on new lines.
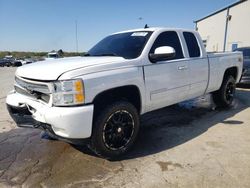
xmin=178 ymin=66 xmax=188 ymax=70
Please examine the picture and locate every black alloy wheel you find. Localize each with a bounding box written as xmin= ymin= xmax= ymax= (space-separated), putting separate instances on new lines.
xmin=90 ymin=101 xmax=139 ymax=159
xmin=213 ymin=75 xmax=236 ymax=108
xmin=103 ymin=110 xmax=135 ymax=151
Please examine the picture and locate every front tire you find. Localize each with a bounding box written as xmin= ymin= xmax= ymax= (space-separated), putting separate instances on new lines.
xmin=212 ymin=75 xmax=236 ymax=108
xmin=90 ymin=101 xmax=139 ymax=159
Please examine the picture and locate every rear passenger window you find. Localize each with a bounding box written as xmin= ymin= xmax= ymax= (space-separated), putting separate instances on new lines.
xmin=150 ymin=31 xmax=184 ymax=59
xmin=183 ymin=32 xmax=201 ymax=58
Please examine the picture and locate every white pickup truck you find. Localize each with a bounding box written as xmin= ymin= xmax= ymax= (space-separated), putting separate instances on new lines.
xmin=6 ymin=27 xmax=243 ymax=158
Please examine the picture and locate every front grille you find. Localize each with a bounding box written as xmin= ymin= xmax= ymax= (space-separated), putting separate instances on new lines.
xmin=14 ymin=76 xmax=51 ymax=103
xmin=15 ymin=77 xmax=50 ymax=94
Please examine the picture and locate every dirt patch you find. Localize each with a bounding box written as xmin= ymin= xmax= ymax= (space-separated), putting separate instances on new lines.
xmin=156 ymin=161 xmax=183 ymax=171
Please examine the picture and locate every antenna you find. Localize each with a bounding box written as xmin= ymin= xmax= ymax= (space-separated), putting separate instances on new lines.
xmin=75 ymin=20 xmax=78 ymax=53
xmin=144 ymin=24 xmax=149 ymax=29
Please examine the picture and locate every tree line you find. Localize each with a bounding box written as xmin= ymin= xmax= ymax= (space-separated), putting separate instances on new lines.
xmin=0 ymin=51 xmax=84 ymax=59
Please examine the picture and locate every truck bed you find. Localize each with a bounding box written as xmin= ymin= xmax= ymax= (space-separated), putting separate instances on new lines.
xmin=206 ymin=51 xmax=243 ymax=93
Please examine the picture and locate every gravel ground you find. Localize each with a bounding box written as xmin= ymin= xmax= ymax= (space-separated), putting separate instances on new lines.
xmin=0 ymin=67 xmax=250 ymax=188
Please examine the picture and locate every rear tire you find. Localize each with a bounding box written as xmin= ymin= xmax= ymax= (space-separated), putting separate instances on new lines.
xmin=90 ymin=101 xmax=139 ymax=159
xmin=212 ymin=75 xmax=236 ymax=108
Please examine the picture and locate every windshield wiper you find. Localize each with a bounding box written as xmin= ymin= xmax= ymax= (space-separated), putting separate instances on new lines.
xmin=94 ymin=53 xmax=119 ymax=57
xmin=83 ymin=53 xmax=120 ymax=57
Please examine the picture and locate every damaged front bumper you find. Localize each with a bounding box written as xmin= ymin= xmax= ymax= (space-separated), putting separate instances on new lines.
xmin=6 ymin=91 xmax=94 ymax=144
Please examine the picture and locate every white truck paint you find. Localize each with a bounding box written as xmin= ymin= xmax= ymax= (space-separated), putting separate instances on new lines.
xmin=6 ymin=27 xmax=243 ymax=157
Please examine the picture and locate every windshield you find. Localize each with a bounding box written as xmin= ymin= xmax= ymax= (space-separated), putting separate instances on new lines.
xmin=87 ymin=31 xmax=153 ymax=59
xmin=48 ymin=54 xmax=58 ymax=58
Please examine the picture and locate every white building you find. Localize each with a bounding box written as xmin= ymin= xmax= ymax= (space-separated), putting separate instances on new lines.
xmin=195 ymin=0 xmax=250 ymax=52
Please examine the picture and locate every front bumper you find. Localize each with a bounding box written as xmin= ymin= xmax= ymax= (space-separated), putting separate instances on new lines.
xmin=6 ymin=91 xmax=94 ymax=140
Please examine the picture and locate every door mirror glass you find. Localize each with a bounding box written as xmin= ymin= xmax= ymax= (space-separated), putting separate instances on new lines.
xmin=149 ymin=46 xmax=176 ymax=63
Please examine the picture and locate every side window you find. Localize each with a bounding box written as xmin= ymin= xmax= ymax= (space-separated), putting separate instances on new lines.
xmin=183 ymin=32 xmax=201 ymax=58
xmin=150 ymin=31 xmax=184 ymax=59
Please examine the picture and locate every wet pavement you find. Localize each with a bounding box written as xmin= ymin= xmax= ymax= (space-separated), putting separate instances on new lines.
xmin=0 ymin=68 xmax=250 ymax=188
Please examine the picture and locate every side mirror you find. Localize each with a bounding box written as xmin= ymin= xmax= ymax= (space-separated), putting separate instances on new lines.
xmin=149 ymin=46 xmax=176 ymax=63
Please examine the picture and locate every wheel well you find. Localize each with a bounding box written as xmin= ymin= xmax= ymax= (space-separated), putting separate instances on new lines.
xmin=93 ymin=85 xmax=141 ymax=114
xmin=224 ymin=67 xmax=238 ymax=80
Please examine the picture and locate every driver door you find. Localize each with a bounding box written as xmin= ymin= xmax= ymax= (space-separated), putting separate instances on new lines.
xmin=144 ymin=31 xmax=190 ymax=111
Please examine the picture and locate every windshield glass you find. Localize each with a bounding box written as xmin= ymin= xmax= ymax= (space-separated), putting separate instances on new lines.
xmin=87 ymin=31 xmax=153 ymax=59
xmin=48 ymin=54 xmax=58 ymax=58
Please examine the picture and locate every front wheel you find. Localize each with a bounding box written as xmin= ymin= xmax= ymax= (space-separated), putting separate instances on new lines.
xmin=90 ymin=101 xmax=139 ymax=159
xmin=212 ymin=75 xmax=236 ymax=108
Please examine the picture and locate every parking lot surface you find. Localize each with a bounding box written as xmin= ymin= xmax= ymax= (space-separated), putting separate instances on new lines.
xmin=0 ymin=67 xmax=250 ymax=188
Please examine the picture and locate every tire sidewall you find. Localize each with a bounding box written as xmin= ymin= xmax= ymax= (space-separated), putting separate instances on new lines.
xmin=91 ymin=101 xmax=139 ymax=158
xmin=221 ymin=76 xmax=236 ymax=106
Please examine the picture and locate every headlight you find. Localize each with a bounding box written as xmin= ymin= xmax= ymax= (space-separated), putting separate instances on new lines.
xmin=52 ymin=79 xmax=85 ymax=106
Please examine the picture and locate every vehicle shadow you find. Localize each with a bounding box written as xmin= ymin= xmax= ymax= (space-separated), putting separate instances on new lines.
xmin=120 ymin=89 xmax=250 ymax=160
xmin=48 ymin=88 xmax=250 ymax=161
xmin=72 ymin=89 xmax=250 ymax=160
xmin=1 ymin=89 xmax=249 ymax=162
xmin=237 ymin=83 xmax=250 ymax=89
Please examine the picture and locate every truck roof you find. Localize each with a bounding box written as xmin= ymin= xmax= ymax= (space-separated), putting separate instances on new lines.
xmin=113 ymin=27 xmax=197 ymax=35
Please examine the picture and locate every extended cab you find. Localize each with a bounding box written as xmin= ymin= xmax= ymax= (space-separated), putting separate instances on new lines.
xmin=6 ymin=28 xmax=243 ymax=158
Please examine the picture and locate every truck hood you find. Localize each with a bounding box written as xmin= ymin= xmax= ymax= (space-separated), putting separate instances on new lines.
xmin=16 ymin=56 xmax=126 ymax=80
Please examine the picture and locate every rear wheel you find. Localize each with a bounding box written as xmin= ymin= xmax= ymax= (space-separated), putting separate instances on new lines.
xmin=212 ymin=75 xmax=236 ymax=108
xmin=90 ymin=101 xmax=139 ymax=159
